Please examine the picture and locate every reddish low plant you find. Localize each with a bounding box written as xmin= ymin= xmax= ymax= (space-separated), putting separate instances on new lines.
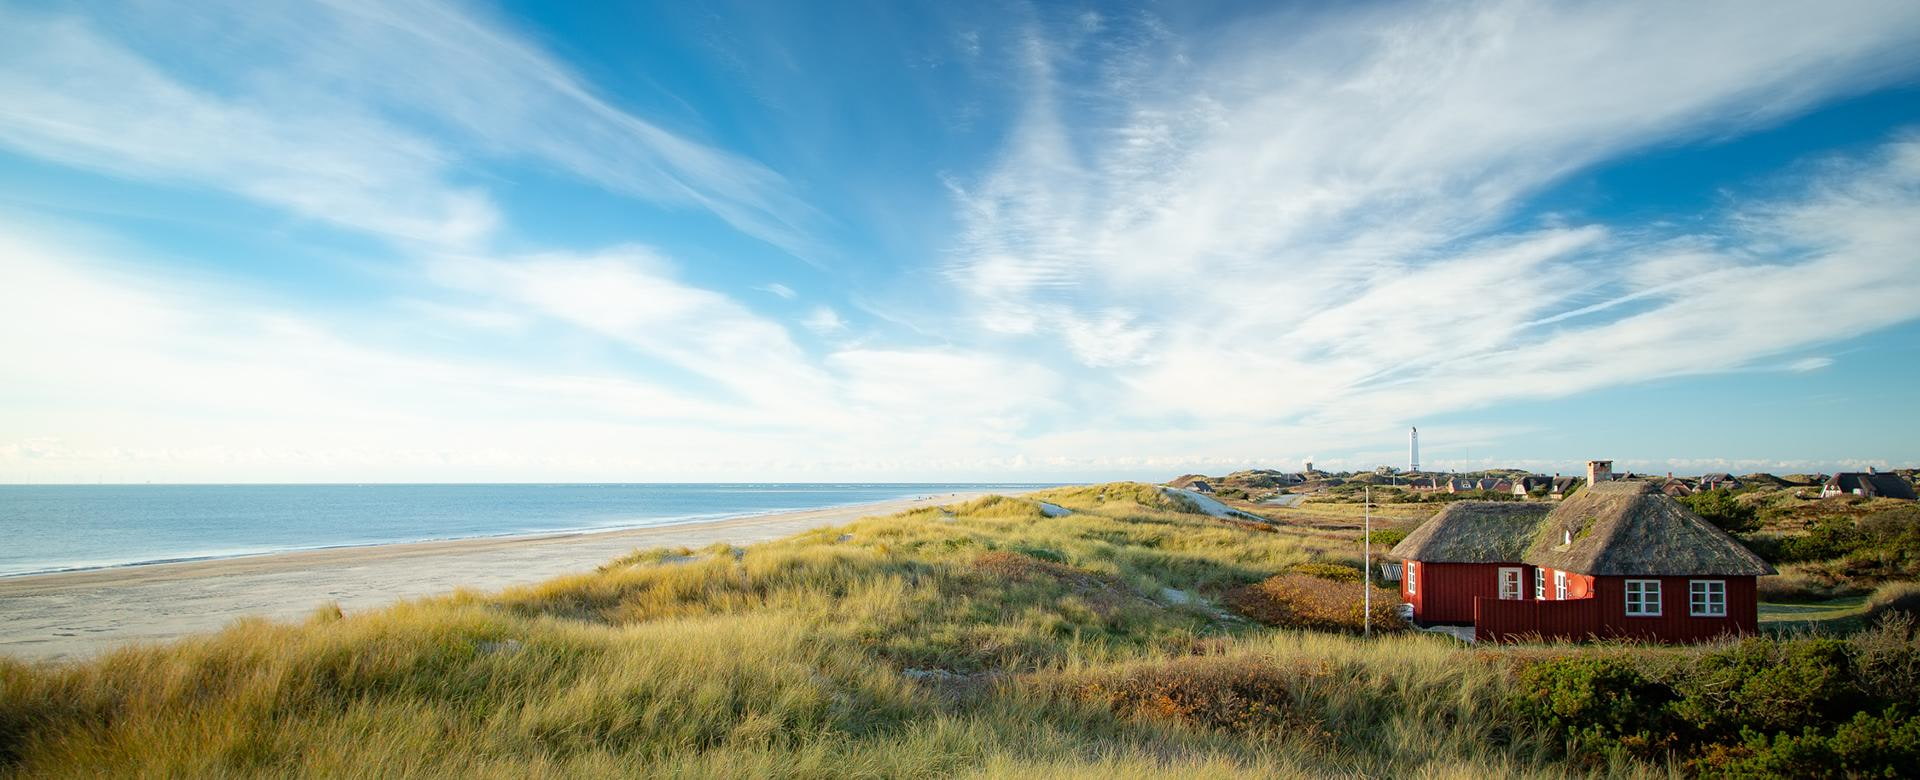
xmin=1225 ymin=573 xmax=1403 ymax=634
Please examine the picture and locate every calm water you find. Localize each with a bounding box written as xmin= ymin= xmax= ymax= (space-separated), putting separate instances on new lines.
xmin=0 ymin=483 xmax=1057 ymax=577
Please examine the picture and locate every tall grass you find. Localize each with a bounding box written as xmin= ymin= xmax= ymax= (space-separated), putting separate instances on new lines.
xmin=1 ymin=483 xmax=1674 ymax=776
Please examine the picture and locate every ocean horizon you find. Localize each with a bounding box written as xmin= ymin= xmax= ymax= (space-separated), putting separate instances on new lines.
xmin=0 ymin=483 xmax=1063 ymax=578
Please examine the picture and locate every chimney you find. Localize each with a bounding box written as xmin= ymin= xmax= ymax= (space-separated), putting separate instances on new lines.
xmin=1586 ymin=460 xmax=1613 ymax=485
xmin=1868 ymin=466 xmax=1877 ymax=474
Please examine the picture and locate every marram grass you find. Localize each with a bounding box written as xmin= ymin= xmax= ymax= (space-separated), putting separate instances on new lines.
xmin=1 ymin=484 xmax=1641 ymax=777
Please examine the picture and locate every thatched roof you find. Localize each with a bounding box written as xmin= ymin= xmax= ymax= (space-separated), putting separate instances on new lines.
xmin=1388 ymin=502 xmax=1552 ymax=563
xmin=1523 ymin=481 xmax=1775 ymax=576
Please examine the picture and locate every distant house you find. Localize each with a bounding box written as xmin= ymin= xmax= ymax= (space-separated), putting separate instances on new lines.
xmin=1549 ymin=477 xmax=1582 ymax=500
xmin=1512 ymin=476 xmax=1554 ymax=498
xmin=1390 ymin=481 xmax=1774 ymax=643
xmin=1186 ymin=480 xmax=1216 ymax=495
xmin=1661 ymin=478 xmax=1694 ymax=498
xmin=1822 ymin=470 xmax=1917 ymax=501
xmin=1699 ymin=473 xmax=1740 ymax=492
xmin=1444 ymin=478 xmax=1478 ymax=494
xmin=1407 ymin=477 xmax=1443 ymax=492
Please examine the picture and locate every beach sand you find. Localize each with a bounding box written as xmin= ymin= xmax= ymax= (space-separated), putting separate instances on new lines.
xmin=0 ymin=491 xmax=990 ymax=662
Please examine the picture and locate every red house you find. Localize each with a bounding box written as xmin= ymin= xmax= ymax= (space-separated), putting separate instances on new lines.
xmin=1389 ymin=481 xmax=1775 ymax=643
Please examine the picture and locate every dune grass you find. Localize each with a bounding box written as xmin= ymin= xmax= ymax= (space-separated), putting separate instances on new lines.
xmin=10 ymin=482 xmax=1900 ymax=776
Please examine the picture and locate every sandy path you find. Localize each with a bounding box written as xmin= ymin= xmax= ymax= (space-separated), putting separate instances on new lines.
xmin=0 ymin=491 xmax=989 ymax=662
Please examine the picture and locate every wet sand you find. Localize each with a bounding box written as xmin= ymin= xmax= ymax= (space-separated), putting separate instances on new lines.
xmin=0 ymin=491 xmax=988 ymax=662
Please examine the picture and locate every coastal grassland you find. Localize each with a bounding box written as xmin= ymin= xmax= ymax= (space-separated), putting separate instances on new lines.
xmin=3 ymin=483 xmax=1915 ymax=777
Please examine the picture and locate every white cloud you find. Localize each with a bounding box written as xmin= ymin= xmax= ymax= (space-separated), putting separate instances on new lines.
xmin=946 ymin=0 xmax=1920 ymax=439
xmin=1786 ymin=357 xmax=1835 ymax=373
xmin=0 ymin=0 xmax=814 ymax=253
xmin=802 ymin=306 xmax=848 ymax=335
xmin=757 ymin=282 xmax=799 ymax=299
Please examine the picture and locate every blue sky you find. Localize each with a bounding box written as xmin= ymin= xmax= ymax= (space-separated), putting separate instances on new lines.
xmin=2 ymin=0 xmax=1920 ymax=483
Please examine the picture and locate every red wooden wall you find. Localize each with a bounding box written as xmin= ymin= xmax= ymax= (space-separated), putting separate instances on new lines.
xmin=1588 ymin=575 xmax=1759 ymax=642
xmin=1476 ymin=596 xmax=1603 ymax=642
xmin=1474 ymin=575 xmax=1759 ymax=643
xmin=1404 ymin=561 xmax=1533 ymax=624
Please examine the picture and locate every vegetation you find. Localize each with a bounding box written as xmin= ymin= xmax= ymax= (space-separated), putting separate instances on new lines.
xmin=2 ymin=483 xmax=1916 ymax=777
xmin=1748 ymin=503 xmax=1920 ymax=602
xmin=1677 ymin=489 xmax=1760 ymax=533
xmin=1515 ymin=619 xmax=1920 ymax=775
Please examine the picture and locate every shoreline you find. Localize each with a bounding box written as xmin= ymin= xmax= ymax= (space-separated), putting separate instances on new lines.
xmin=0 ymin=496 xmax=940 ymax=580
xmin=0 ymin=490 xmax=996 ymax=662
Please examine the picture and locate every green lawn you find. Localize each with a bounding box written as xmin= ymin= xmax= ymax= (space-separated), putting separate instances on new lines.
xmin=1758 ymin=594 xmax=1871 ymax=636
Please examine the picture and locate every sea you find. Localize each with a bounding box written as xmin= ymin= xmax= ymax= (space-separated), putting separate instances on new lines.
xmin=0 ymin=483 xmax=1060 ymax=578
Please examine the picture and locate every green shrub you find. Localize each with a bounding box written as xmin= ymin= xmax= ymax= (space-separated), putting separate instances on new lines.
xmin=1680 ymin=490 xmax=1760 ymax=534
xmin=1667 ymin=638 xmax=1864 ymax=738
xmin=1698 ymin=708 xmax=1920 ymax=778
xmin=1512 ymin=656 xmax=1676 ymax=755
xmin=1363 ymin=528 xmax=1408 ymax=549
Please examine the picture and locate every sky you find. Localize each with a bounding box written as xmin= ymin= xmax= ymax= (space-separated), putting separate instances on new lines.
xmin=2 ymin=0 xmax=1920 ymax=484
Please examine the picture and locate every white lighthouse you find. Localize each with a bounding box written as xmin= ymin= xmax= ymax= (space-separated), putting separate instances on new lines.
xmin=1409 ymin=427 xmax=1420 ymax=473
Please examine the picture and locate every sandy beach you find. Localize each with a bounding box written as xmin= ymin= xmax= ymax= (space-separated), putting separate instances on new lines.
xmin=0 ymin=491 xmax=990 ymax=662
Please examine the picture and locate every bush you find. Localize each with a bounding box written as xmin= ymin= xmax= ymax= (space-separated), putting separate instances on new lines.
xmin=1511 ymin=656 xmax=1676 ymax=755
xmin=1666 ymin=638 xmax=1865 ymax=738
xmin=1061 ymin=655 xmax=1315 ymax=734
xmin=1225 ymin=574 xmax=1402 ymax=634
xmin=1288 ymin=562 xmax=1363 ymax=583
xmin=1680 ymin=490 xmax=1760 ymax=534
xmin=1699 ymin=708 xmax=1920 ymax=778
xmin=1363 ymin=528 xmax=1408 ymax=549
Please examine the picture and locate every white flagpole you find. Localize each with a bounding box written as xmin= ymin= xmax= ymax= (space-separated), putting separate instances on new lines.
xmin=1364 ymin=484 xmax=1372 ymax=638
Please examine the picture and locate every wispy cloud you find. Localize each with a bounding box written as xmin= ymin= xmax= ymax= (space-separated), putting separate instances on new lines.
xmin=0 ymin=0 xmax=816 ymax=254
xmin=757 ymin=283 xmax=799 ymax=300
xmin=947 ymin=0 xmax=1920 ymax=442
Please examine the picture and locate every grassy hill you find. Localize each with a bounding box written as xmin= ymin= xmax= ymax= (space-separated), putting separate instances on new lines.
xmin=3 ymin=484 xmax=1916 ymax=776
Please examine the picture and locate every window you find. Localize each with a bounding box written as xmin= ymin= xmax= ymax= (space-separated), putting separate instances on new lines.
xmin=1534 ymin=568 xmax=1545 ymax=600
xmin=1498 ymin=568 xmax=1523 ymax=600
xmin=1406 ymin=561 xmax=1417 ymax=594
xmin=1554 ymin=571 xmax=1567 ymax=600
xmin=1625 ymin=580 xmax=1662 ymax=616
xmin=1690 ymin=580 xmax=1727 ymax=617
xmin=1562 ymin=529 xmax=1573 ymax=545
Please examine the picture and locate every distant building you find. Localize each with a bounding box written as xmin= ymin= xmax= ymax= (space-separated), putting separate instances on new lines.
xmin=1186 ymin=480 xmax=1216 ymax=495
xmin=1549 ymin=477 xmax=1582 ymax=500
xmin=1699 ymin=473 xmax=1740 ymax=492
xmin=1822 ymin=470 xmax=1917 ymax=501
xmin=1512 ymin=475 xmax=1555 ymax=498
xmin=1661 ymin=478 xmax=1694 ymax=498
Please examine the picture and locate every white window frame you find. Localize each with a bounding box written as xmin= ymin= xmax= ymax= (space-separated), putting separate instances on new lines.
xmin=1406 ymin=561 xmax=1418 ymax=594
xmin=1690 ymin=580 xmax=1727 ymax=617
xmin=1625 ymin=579 xmax=1663 ymax=617
xmin=1534 ymin=567 xmax=1545 ymax=600
xmin=1498 ymin=567 xmax=1524 ymax=600
xmin=1554 ymin=571 xmax=1567 ymax=600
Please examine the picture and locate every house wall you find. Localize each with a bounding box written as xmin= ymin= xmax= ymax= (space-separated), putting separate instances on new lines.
xmin=1535 ymin=566 xmax=1595 ymax=601
xmin=1476 ymin=574 xmax=1759 ymax=643
xmin=1476 ymin=596 xmax=1603 ymax=642
xmin=1404 ymin=561 xmax=1533 ymax=624
xmin=1591 ymin=575 xmax=1759 ymax=642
